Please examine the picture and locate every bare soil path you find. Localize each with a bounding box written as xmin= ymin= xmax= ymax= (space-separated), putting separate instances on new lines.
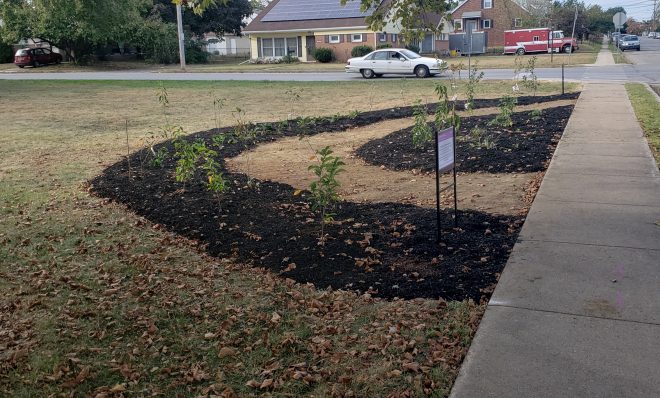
xmin=227 ymin=100 xmax=574 ymax=216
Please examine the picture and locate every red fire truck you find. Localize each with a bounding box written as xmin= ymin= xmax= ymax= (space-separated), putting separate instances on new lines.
xmin=504 ymin=28 xmax=578 ymax=55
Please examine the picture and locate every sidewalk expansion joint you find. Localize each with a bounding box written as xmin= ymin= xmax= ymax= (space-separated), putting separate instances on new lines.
xmin=486 ymin=303 xmax=660 ymax=327
xmin=542 ymin=171 xmax=659 ymax=177
xmin=518 ymin=238 xmax=660 ymax=252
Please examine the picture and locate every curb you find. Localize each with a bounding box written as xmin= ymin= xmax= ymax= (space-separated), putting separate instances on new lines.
xmin=643 ymin=83 xmax=660 ymax=102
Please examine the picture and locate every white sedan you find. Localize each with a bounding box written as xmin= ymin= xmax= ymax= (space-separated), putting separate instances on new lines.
xmin=345 ymin=48 xmax=446 ymax=79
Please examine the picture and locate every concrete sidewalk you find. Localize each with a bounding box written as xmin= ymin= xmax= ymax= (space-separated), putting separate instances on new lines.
xmin=450 ymin=84 xmax=660 ymax=398
xmin=595 ymin=37 xmax=616 ymax=66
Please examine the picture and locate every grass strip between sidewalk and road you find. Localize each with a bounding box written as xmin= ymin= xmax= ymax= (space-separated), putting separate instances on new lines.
xmin=626 ymin=83 xmax=660 ymax=166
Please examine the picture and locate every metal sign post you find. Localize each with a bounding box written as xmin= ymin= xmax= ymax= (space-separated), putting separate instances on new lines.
xmin=435 ymin=127 xmax=459 ymax=243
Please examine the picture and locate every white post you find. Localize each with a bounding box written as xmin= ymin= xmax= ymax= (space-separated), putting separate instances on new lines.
xmin=176 ymin=4 xmax=186 ymax=70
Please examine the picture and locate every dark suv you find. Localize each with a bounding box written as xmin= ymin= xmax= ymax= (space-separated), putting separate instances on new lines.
xmin=618 ymin=35 xmax=640 ymax=51
xmin=14 ymin=48 xmax=63 ymax=68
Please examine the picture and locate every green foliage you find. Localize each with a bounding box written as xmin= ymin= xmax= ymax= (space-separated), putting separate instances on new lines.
xmin=149 ymin=147 xmax=169 ymax=168
xmin=521 ymin=56 xmax=539 ymax=96
xmin=313 ymin=48 xmax=333 ymax=63
xmin=308 ymin=146 xmax=345 ymax=241
xmin=434 ymin=82 xmax=460 ymax=132
xmin=405 ymin=44 xmax=420 ymax=54
xmin=351 ymin=45 xmax=373 ymax=57
xmin=347 ymin=110 xmax=360 ymax=119
xmin=184 ymin=39 xmax=209 ymax=64
xmin=347 ymin=0 xmax=452 ymax=45
xmin=136 ymin=18 xmax=179 ymax=64
xmin=0 ymin=41 xmax=13 ymax=63
xmin=466 ymin=62 xmax=484 ymax=111
xmin=489 ymin=95 xmax=517 ymax=128
xmin=376 ymin=43 xmax=392 ymax=49
xmin=530 ymin=109 xmax=542 ymax=121
xmin=0 ymin=0 xmax=148 ymax=63
xmin=468 ymin=125 xmax=497 ymax=149
xmin=172 ymin=132 xmax=227 ymax=195
xmin=411 ymin=100 xmax=432 ymax=149
xmin=281 ymin=54 xmax=299 ymax=63
xmin=153 ymin=0 xmax=252 ymax=38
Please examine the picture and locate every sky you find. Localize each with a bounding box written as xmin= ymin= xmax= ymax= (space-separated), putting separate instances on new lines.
xmin=584 ymin=0 xmax=658 ymax=21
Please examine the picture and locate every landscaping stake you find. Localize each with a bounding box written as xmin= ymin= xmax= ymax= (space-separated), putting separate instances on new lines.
xmin=562 ymin=64 xmax=565 ymax=95
xmin=125 ymin=120 xmax=132 ymax=181
xmin=435 ymin=129 xmax=441 ymax=243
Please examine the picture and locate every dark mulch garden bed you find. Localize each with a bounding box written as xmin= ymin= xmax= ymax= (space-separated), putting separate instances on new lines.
xmin=356 ymin=105 xmax=575 ymax=174
xmin=90 ymin=94 xmax=576 ymax=302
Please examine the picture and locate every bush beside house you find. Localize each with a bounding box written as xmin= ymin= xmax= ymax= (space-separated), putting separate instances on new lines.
xmin=313 ymin=48 xmax=333 ymax=63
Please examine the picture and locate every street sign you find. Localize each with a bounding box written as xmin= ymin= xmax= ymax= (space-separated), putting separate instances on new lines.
xmin=613 ymin=12 xmax=627 ymax=29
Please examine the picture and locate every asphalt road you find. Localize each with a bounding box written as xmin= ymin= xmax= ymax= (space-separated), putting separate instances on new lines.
xmin=1 ymin=40 xmax=658 ymax=83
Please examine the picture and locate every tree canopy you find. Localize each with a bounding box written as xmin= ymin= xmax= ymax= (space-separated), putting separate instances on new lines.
xmin=152 ymin=0 xmax=252 ymax=37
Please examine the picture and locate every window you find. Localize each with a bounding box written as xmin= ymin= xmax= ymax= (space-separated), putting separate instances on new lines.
xmin=261 ymin=37 xmax=298 ymax=58
xmin=483 ymin=19 xmax=492 ymax=29
xmin=454 ymin=19 xmax=463 ymax=31
xmin=514 ymin=18 xmax=522 ymax=27
xmin=391 ymin=33 xmax=398 ymax=42
xmin=533 ymin=35 xmax=540 ymax=41
xmin=483 ymin=0 xmax=492 ymax=8
xmin=274 ymin=38 xmax=285 ymax=56
xmin=439 ymin=33 xmax=449 ymax=41
xmin=286 ymin=37 xmax=297 ymax=56
xmin=262 ymin=38 xmax=273 ymax=57
xmin=328 ymin=35 xmax=340 ymax=44
xmin=378 ymin=33 xmax=387 ymax=42
xmin=373 ymin=51 xmax=388 ymax=60
xmin=351 ymin=34 xmax=363 ymax=43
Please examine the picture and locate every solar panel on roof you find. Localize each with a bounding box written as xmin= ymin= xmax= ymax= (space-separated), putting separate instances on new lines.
xmin=261 ymin=0 xmax=378 ymax=22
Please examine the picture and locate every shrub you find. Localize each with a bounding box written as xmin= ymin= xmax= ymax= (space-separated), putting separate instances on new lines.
xmin=0 ymin=41 xmax=13 ymax=64
xmin=351 ymin=45 xmax=373 ymax=57
xmin=313 ymin=47 xmax=333 ymax=63
xmin=136 ymin=19 xmax=179 ymax=64
xmin=411 ymin=100 xmax=433 ymax=148
xmin=281 ymin=54 xmax=299 ymax=63
xmin=376 ymin=43 xmax=393 ymax=49
xmin=405 ymin=44 xmax=420 ymax=54
xmin=489 ymin=95 xmax=517 ymax=128
xmin=308 ymin=146 xmax=345 ymax=243
xmin=185 ymin=39 xmax=208 ymax=64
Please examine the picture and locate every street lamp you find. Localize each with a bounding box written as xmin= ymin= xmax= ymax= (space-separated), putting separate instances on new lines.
xmin=176 ymin=4 xmax=186 ymax=70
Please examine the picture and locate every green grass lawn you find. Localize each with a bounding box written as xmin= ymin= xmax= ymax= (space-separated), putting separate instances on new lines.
xmin=0 ymin=79 xmax=577 ymax=397
xmin=608 ymin=42 xmax=631 ymax=64
xmin=626 ymin=83 xmax=660 ymax=166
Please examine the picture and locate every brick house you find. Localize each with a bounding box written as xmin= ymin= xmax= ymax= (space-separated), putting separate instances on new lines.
xmin=243 ymin=0 xmax=403 ymax=62
xmin=450 ymin=0 xmax=531 ymax=49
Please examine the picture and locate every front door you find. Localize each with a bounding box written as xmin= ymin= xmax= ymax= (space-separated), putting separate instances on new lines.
xmin=306 ymin=36 xmax=315 ymax=59
xmin=466 ymin=20 xmax=478 ymax=34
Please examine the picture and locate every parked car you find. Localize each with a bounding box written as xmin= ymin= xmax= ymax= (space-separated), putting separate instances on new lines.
xmin=618 ymin=35 xmax=640 ymax=51
xmin=345 ymin=48 xmax=446 ymax=79
xmin=14 ymin=48 xmax=63 ymax=68
xmin=648 ymin=32 xmax=657 ymax=38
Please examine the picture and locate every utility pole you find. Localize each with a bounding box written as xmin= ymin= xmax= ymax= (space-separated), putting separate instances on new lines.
xmin=176 ymin=4 xmax=186 ymax=71
xmin=654 ymin=0 xmax=658 ymax=33
xmin=569 ymin=2 xmax=577 ymax=65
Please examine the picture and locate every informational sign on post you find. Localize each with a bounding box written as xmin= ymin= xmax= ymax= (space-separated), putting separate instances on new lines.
xmin=434 ymin=127 xmax=458 ymax=243
xmin=437 ymin=128 xmax=455 ymax=172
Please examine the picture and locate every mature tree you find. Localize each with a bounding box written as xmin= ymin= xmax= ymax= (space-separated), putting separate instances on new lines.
xmin=348 ymin=0 xmax=454 ymax=42
xmin=152 ymin=0 xmax=252 ymax=38
xmin=548 ymin=0 xmax=588 ymax=39
xmin=0 ymin=0 xmax=149 ymax=62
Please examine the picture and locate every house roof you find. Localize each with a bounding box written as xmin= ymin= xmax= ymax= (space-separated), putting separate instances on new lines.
xmin=451 ymin=0 xmax=530 ymax=16
xmin=244 ymin=0 xmax=384 ymax=33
